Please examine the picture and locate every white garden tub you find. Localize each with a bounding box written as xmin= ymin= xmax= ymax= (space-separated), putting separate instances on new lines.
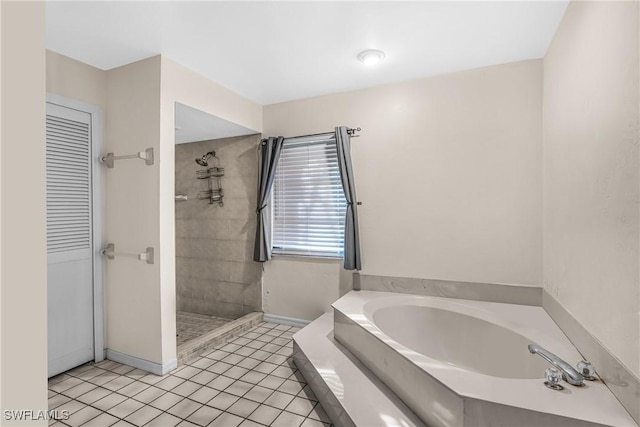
xmin=332 ymin=291 xmax=635 ymax=427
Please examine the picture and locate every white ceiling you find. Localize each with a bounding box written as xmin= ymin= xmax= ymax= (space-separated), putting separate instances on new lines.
xmin=175 ymin=103 xmax=257 ymax=144
xmin=46 ymin=1 xmax=569 ymax=105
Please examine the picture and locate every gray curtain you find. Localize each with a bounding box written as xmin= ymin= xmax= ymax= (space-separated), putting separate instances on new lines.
xmin=253 ymin=136 xmax=284 ymax=262
xmin=335 ymin=126 xmax=362 ymax=270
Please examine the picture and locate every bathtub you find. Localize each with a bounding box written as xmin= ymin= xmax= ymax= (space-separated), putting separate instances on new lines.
xmin=332 ymin=291 xmax=635 ymax=427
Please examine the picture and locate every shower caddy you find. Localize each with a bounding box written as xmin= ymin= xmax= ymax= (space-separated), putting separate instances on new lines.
xmin=196 ymin=158 xmax=224 ymax=206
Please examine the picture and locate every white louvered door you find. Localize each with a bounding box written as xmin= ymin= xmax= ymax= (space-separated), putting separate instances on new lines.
xmin=46 ymin=102 xmax=94 ymax=377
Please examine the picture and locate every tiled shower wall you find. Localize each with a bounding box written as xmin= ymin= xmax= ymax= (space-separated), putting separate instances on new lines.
xmin=175 ymin=134 xmax=262 ymax=319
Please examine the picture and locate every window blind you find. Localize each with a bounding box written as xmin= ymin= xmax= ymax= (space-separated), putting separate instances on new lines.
xmin=272 ymin=135 xmax=347 ymax=257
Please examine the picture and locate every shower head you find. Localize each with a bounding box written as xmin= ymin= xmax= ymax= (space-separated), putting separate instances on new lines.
xmin=195 ymin=151 xmax=216 ymax=167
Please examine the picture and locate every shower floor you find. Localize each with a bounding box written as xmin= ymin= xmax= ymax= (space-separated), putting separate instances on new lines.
xmin=176 ymin=311 xmax=263 ymax=365
xmin=176 ymin=311 xmax=232 ymax=346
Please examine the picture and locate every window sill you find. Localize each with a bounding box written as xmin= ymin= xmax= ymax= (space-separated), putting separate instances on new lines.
xmin=271 ymin=251 xmax=343 ymax=262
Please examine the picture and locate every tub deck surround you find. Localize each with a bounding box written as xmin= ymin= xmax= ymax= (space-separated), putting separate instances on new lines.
xmin=292 ymin=313 xmax=425 ymax=427
xmin=332 ymin=291 xmax=636 ymax=427
xmin=355 ymin=274 xmax=543 ymax=306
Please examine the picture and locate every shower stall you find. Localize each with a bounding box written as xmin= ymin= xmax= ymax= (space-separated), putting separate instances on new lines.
xmin=174 ymin=103 xmax=263 ymax=363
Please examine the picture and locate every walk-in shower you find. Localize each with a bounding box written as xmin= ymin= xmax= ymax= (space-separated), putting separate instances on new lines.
xmin=174 ymin=102 xmax=263 ymax=363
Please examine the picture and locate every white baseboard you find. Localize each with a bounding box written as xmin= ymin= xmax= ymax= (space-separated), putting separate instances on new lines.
xmin=263 ymin=313 xmax=311 ymax=328
xmin=106 ymin=349 xmax=176 ymax=376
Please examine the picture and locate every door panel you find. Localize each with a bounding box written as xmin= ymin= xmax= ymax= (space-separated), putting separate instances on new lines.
xmin=46 ymin=102 xmax=94 ymax=377
xmin=47 ymin=259 xmax=93 ymax=376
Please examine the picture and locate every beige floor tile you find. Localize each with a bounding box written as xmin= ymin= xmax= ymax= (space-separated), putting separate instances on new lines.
xmin=56 ymin=399 xmax=87 ymax=415
xmin=81 ymin=412 xmax=119 ymax=427
xmin=190 ymin=370 xmax=217 ymax=385
xmin=48 ymin=394 xmax=71 ymax=409
xmin=174 ymin=366 xmax=202 ymax=380
xmin=118 ymin=381 xmax=150 ymax=397
xmin=307 ymin=403 xmax=331 ymax=423
xmin=88 ymin=372 xmax=120 ymax=386
xmin=189 ymin=386 xmax=219 ymax=405
xmin=92 ymin=393 xmax=127 ymax=412
xmin=226 ymin=398 xmax=260 ymax=418
xmin=75 ymin=387 xmax=112 ymax=405
xmin=248 ymin=404 xmax=281 ymax=425
xmin=207 ymin=375 xmax=234 ymax=391
xmin=300 ymin=418 xmax=329 ymax=427
xmin=145 ymin=412 xmax=182 ymax=427
xmin=125 ymin=369 xmax=150 ymax=380
xmin=74 ymin=367 xmax=109 ymax=381
xmin=172 ymin=380 xmax=202 ymax=397
xmin=166 ymin=398 xmax=202 ymax=419
xmin=207 ymin=392 xmax=239 ymax=411
xmin=131 ymin=386 xmax=165 ymax=404
xmin=139 ymin=373 xmax=165 ymax=385
xmin=106 ymin=398 xmax=145 ymax=419
xmin=185 ymin=405 xmax=222 ymax=427
xmin=210 ymin=412 xmax=244 ymax=427
xmin=285 ymin=396 xmax=315 ymax=417
xmin=225 ymin=380 xmax=253 ymax=398
xmin=272 ymin=410 xmax=305 ymax=427
xmin=102 ymin=376 xmax=135 ymax=392
xmin=243 ymin=385 xmax=273 ymax=404
xmin=65 ymin=406 xmax=102 ymax=427
xmin=257 ymin=375 xmax=285 ymax=390
xmin=263 ymin=391 xmax=295 ymax=410
xmin=155 ymin=376 xmax=186 ymax=391
xmin=149 ymin=392 xmax=183 ymax=411
xmin=124 ymin=405 xmax=163 ymax=427
xmin=49 ymin=377 xmax=83 ymax=393
xmin=278 ymin=379 xmax=304 ymax=395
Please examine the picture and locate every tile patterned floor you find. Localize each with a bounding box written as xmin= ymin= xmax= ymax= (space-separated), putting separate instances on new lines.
xmin=48 ymin=322 xmax=332 ymax=427
xmin=176 ymin=312 xmax=233 ymax=347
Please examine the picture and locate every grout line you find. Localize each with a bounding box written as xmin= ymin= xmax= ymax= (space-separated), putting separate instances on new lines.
xmin=49 ymin=322 xmax=326 ymax=427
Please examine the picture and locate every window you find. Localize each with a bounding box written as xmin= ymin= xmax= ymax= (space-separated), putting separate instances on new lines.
xmin=272 ymin=134 xmax=347 ymax=257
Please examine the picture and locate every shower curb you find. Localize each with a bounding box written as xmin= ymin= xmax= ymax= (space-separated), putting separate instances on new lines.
xmin=177 ymin=311 xmax=263 ymax=365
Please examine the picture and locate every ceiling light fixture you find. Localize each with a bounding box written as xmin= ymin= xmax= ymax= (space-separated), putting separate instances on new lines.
xmin=357 ymin=49 xmax=386 ymax=66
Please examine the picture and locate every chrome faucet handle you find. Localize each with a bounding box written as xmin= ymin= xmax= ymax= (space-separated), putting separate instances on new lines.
xmin=544 ymin=367 xmax=564 ymax=390
xmin=577 ymin=360 xmax=597 ymax=381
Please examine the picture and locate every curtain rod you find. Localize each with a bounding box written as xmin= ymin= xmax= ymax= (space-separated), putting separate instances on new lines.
xmin=263 ymin=127 xmax=361 ymax=142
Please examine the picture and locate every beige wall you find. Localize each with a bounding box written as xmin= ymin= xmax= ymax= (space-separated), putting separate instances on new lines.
xmin=46 ymin=51 xmax=107 ymax=111
xmin=262 ymin=60 xmax=543 ymax=320
xmin=263 ymin=258 xmax=353 ymax=321
xmin=104 ymin=57 xmax=167 ymax=366
xmin=0 ymin=1 xmax=48 ymax=424
xmin=543 ymin=1 xmax=640 ymax=378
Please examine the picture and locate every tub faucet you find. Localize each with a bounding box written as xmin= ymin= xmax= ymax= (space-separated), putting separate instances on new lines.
xmin=528 ymin=344 xmax=584 ymax=386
